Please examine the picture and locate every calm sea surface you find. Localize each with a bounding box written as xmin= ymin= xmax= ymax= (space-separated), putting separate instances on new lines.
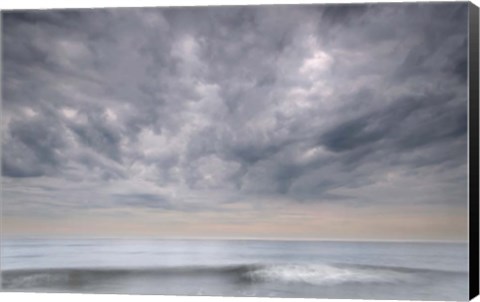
xmin=1 ymin=238 xmax=469 ymax=300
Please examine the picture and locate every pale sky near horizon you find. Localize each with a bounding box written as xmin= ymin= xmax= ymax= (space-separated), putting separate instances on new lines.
xmin=1 ymin=3 xmax=470 ymax=241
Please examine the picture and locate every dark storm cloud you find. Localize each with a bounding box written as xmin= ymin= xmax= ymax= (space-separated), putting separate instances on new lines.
xmin=66 ymin=110 xmax=124 ymax=163
xmin=113 ymin=193 xmax=173 ymax=209
xmin=2 ymin=113 xmax=67 ymax=177
xmin=320 ymin=93 xmax=466 ymax=154
xmin=2 ymin=3 xmax=469 ymax=211
xmin=320 ymin=4 xmax=370 ymax=25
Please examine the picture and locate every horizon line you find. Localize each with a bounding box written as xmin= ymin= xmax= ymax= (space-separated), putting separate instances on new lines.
xmin=0 ymin=234 xmax=468 ymax=244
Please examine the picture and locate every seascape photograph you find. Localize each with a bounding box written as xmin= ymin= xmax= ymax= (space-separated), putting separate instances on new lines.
xmin=1 ymin=2 xmax=472 ymax=301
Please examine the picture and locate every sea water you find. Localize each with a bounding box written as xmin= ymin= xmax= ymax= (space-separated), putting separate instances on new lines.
xmin=0 ymin=238 xmax=469 ymax=300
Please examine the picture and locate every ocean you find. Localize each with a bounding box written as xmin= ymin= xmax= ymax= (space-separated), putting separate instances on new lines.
xmin=0 ymin=238 xmax=469 ymax=300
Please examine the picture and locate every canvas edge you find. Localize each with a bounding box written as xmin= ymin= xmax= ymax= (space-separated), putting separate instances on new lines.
xmin=469 ymin=1 xmax=480 ymax=301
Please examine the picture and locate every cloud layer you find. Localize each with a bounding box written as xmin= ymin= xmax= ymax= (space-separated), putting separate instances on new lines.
xmin=2 ymin=3 xmax=469 ymax=239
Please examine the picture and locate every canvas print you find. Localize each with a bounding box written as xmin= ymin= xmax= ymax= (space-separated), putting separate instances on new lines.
xmin=1 ymin=2 xmax=477 ymax=301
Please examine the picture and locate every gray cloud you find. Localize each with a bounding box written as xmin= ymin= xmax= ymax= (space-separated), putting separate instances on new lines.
xmin=113 ymin=193 xmax=173 ymax=209
xmin=2 ymin=3 xmax=468 ymax=216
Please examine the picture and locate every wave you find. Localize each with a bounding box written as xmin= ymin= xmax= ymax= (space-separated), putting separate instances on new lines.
xmin=245 ymin=263 xmax=416 ymax=285
xmin=2 ymin=263 xmax=465 ymax=291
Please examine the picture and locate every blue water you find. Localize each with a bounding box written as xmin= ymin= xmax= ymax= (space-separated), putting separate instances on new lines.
xmin=0 ymin=238 xmax=469 ymax=300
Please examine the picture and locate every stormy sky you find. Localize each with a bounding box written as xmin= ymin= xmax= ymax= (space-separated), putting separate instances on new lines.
xmin=1 ymin=3 xmax=469 ymax=240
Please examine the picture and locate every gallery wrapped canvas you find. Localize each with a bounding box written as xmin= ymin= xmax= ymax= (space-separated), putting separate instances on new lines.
xmin=1 ymin=1 xmax=479 ymax=301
